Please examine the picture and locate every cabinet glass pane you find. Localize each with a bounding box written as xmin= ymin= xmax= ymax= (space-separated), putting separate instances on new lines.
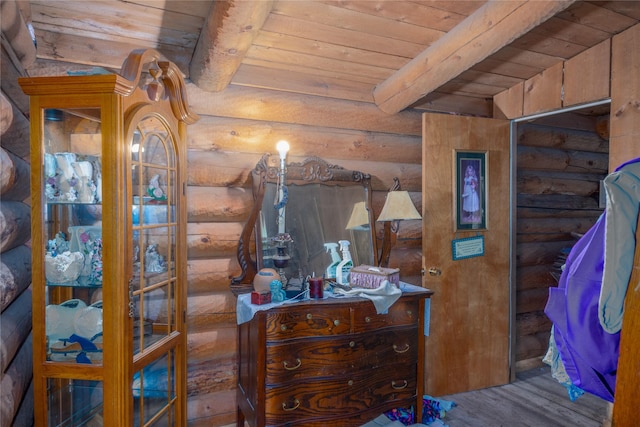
xmin=43 ymin=108 xmax=103 ymax=367
xmin=130 ymin=115 xmax=177 ymax=355
xmin=133 ymin=351 xmax=176 ymax=427
xmin=48 ymin=378 xmax=103 ymax=425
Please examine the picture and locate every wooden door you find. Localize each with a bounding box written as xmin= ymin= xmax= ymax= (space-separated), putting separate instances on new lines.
xmin=422 ymin=113 xmax=511 ymax=396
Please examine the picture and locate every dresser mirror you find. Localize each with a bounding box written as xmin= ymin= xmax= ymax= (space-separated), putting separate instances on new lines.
xmin=231 ymin=154 xmax=377 ymax=295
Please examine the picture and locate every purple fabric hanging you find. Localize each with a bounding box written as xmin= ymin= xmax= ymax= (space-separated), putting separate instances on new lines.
xmin=545 ymin=214 xmax=618 ymax=402
xmin=544 ymin=156 xmax=640 ymax=402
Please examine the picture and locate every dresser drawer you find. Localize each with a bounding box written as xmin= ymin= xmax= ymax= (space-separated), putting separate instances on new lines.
xmin=265 ymin=327 xmax=418 ymax=384
xmin=351 ymin=297 xmax=420 ymax=332
xmin=264 ymin=363 xmax=417 ymax=426
xmin=265 ymin=305 xmax=351 ymax=340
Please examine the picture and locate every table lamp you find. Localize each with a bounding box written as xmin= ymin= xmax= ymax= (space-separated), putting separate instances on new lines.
xmin=377 ymin=177 xmax=421 ymax=267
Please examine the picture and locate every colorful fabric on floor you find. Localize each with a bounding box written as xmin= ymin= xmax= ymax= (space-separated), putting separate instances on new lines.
xmin=422 ymin=395 xmax=456 ymax=424
xmin=384 ymin=406 xmax=414 ymax=425
xmin=383 ymin=396 xmax=455 ymax=426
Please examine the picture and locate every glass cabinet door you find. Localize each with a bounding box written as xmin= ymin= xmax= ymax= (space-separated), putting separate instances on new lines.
xmin=130 ymin=114 xmax=179 ymax=425
xmin=41 ymin=107 xmax=104 ymax=424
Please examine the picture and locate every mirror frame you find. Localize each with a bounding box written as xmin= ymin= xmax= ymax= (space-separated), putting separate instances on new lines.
xmin=231 ymin=154 xmax=377 ymax=295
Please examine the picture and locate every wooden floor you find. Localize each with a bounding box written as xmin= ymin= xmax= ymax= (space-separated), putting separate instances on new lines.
xmin=437 ymin=366 xmax=610 ymax=427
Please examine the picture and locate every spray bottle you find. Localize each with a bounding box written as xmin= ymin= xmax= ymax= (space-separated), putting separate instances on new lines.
xmin=324 ymin=243 xmax=340 ymax=280
xmin=336 ymin=240 xmax=353 ymax=285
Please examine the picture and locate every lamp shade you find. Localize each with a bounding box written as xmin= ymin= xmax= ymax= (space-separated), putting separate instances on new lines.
xmin=377 ymin=191 xmax=421 ymax=222
xmin=346 ymin=201 xmax=370 ymax=230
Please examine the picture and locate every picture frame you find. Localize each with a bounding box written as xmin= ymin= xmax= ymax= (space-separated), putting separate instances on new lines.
xmin=454 ymin=150 xmax=487 ymax=231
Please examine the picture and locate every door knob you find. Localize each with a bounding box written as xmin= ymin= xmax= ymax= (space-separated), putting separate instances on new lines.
xmin=428 ymin=267 xmax=442 ymax=277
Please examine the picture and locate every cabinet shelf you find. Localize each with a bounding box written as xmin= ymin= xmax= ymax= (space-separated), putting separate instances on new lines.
xmin=46 ymin=201 xmax=102 ymax=206
xmin=46 ymin=276 xmax=102 ymax=288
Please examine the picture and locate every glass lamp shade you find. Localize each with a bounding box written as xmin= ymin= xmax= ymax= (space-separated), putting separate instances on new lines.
xmin=377 ymin=191 xmax=421 ymax=222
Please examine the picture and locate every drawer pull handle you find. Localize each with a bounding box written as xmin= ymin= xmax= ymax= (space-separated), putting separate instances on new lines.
xmin=407 ymin=310 xmax=413 ymax=317
xmin=393 ymin=344 xmax=410 ymax=353
xmin=365 ymin=316 xmax=371 ymax=323
xmin=306 ymin=313 xmax=313 ymax=320
xmin=392 ymin=380 xmax=408 ymax=390
xmin=282 ymin=399 xmax=300 ymax=412
xmin=280 ymin=325 xmax=287 ymax=331
xmin=349 ymin=341 xmax=355 ymax=348
xmin=333 ymin=319 xmax=340 ymax=326
xmin=283 ymin=359 xmax=302 ymax=370
xmin=348 ymin=380 xmax=354 ymax=386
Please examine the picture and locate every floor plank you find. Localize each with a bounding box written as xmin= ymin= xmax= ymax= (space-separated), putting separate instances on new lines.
xmin=437 ymin=367 xmax=609 ymax=427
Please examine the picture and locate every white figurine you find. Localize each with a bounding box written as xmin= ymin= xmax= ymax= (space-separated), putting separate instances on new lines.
xmin=145 ymin=244 xmax=166 ymax=273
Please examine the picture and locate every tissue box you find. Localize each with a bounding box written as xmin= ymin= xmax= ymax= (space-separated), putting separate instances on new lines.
xmin=350 ymin=265 xmax=400 ymax=289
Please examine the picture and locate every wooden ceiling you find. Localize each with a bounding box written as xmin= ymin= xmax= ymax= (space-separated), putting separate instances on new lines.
xmin=20 ymin=1 xmax=640 ymax=116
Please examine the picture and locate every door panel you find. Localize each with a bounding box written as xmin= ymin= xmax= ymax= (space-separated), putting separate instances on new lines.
xmin=422 ymin=113 xmax=511 ymax=396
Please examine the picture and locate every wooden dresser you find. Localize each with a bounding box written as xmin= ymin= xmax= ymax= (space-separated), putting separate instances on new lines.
xmin=236 ymin=285 xmax=432 ymax=427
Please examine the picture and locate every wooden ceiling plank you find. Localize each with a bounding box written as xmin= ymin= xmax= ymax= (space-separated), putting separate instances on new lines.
xmin=245 ymin=45 xmax=395 ymax=81
xmin=373 ymin=0 xmax=578 ymax=114
xmin=262 ymin=13 xmax=425 ymax=58
xmin=241 ymin=57 xmax=381 ymax=86
xmin=318 ymin=0 xmax=469 ymax=33
xmin=190 ymin=0 xmax=274 ymax=92
xmin=409 ymin=1 xmax=484 ymax=17
xmin=32 ymin=29 xmax=191 ymax=73
xmin=559 ymin=1 xmax=638 ymax=33
xmin=232 ymin=63 xmax=374 ymax=103
xmin=590 ymin=1 xmax=640 ymax=20
xmin=511 ymin=28 xmax=598 ymax=59
xmin=537 ymin=16 xmax=614 ymax=47
xmin=254 ymin=30 xmax=413 ymax=68
xmin=490 ymin=46 xmax=562 ymax=69
xmin=33 ymin=21 xmax=193 ymax=51
xmin=31 ymin=1 xmax=202 ymax=47
xmin=126 ymin=0 xmax=213 ymax=18
xmin=457 ymin=69 xmax=524 ymax=89
xmin=272 ymin=1 xmax=444 ymax=45
xmin=473 ymin=57 xmax=548 ymax=80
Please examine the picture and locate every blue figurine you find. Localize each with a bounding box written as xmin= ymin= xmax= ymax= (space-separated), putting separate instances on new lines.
xmin=270 ymin=280 xmax=286 ymax=303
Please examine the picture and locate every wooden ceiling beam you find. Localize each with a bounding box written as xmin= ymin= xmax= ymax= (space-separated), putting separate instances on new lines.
xmin=190 ymin=0 xmax=274 ymax=92
xmin=372 ymin=0 xmax=578 ymax=114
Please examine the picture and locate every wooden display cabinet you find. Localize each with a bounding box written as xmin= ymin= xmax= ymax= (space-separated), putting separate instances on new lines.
xmin=19 ymin=49 xmax=198 ymax=426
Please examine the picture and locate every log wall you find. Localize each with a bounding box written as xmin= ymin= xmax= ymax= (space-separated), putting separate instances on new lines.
xmin=514 ymin=116 xmax=608 ymax=367
xmin=0 ymin=87 xmax=34 ymax=426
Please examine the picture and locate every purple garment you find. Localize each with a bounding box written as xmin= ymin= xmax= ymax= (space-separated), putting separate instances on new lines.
xmin=544 ymin=214 xmax=619 ymax=402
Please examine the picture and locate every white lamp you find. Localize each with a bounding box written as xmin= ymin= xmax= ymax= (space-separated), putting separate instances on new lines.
xmin=276 ymin=140 xmax=289 ymax=166
xmin=376 ymin=177 xmax=421 ymax=267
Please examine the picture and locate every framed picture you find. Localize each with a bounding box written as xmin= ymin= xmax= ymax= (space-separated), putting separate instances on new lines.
xmin=455 ymin=150 xmax=487 ymax=230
